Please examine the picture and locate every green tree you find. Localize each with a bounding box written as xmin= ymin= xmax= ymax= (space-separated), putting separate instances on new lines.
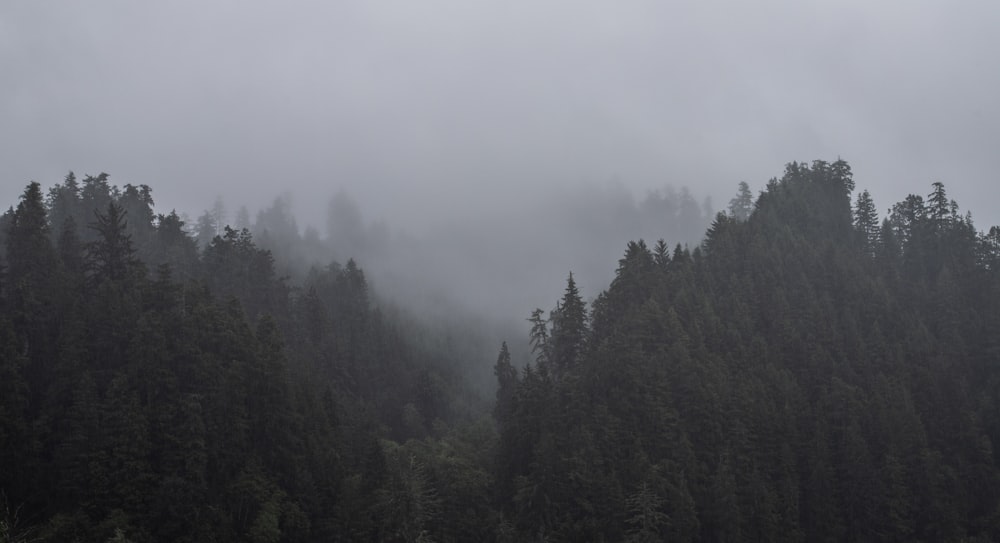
xmin=87 ymin=201 xmax=142 ymax=283
xmin=727 ymin=181 xmax=754 ymax=221
xmin=80 ymin=173 xmax=114 ymax=242
xmin=927 ymin=181 xmax=952 ymax=227
xmin=0 ymin=323 xmax=33 ymax=504
xmin=493 ymin=342 xmax=518 ymax=430
xmin=378 ymin=445 xmax=441 ymax=543
xmin=5 ymin=182 xmax=60 ymax=411
xmin=46 ymin=171 xmax=82 ymax=240
xmin=6 ymin=182 xmax=56 ymax=284
xmin=527 ymin=309 xmax=549 ymax=366
xmin=854 ymin=189 xmax=880 ymax=256
xmin=549 ymin=273 xmax=587 ymax=377
xmin=624 ymin=482 xmax=669 ymax=543
xmin=152 ymin=210 xmax=200 ymax=278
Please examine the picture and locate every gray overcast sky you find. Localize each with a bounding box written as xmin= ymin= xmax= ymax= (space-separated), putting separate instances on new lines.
xmin=2 ymin=0 xmax=999 ymax=230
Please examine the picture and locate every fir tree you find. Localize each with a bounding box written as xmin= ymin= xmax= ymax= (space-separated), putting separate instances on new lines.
xmin=727 ymin=181 xmax=754 ymax=221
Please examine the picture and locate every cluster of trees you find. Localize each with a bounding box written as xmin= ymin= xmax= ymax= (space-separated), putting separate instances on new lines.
xmin=0 ymin=175 xmax=492 ymax=542
xmin=178 ymin=180 xmax=718 ymax=391
xmin=492 ymin=160 xmax=1000 ymax=541
xmin=2 ymin=160 xmax=999 ymax=542
xmin=183 ymin=180 xmax=716 ymax=330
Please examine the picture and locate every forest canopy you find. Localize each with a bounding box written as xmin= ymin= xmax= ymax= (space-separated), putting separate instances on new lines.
xmin=1 ymin=160 xmax=1000 ymax=542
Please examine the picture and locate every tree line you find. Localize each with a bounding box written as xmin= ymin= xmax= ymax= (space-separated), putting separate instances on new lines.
xmin=2 ymin=161 xmax=1000 ymax=541
xmin=491 ymin=160 xmax=1000 ymax=541
xmin=0 ymin=174 xmax=490 ymax=542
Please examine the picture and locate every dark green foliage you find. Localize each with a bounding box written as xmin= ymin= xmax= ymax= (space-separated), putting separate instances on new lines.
xmin=854 ymin=189 xmax=880 ymax=255
xmin=4 ymin=162 xmax=1000 ymax=542
xmin=201 ymin=226 xmax=285 ymax=322
xmin=0 ymin=325 xmax=34 ymax=506
xmin=80 ymin=173 xmax=113 ymax=227
xmin=0 ymin=177 xmax=483 ymax=542
xmin=492 ymin=160 xmax=1000 ymax=541
xmin=548 ymin=273 xmax=587 ymax=377
xmin=492 ymin=342 xmax=517 ymax=429
xmin=7 ymin=182 xmax=57 ymax=284
xmin=87 ymin=201 xmax=143 ymax=283
xmin=151 ymin=210 xmax=200 ymax=279
xmin=527 ymin=308 xmax=549 ymax=365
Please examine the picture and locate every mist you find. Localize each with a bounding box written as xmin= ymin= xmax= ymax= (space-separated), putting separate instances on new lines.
xmin=203 ymin=178 xmax=712 ymax=388
xmin=6 ymin=4 xmax=1000 ymax=539
xmin=4 ymin=0 xmax=999 ymax=389
xmin=3 ymin=1 xmax=1000 ymax=232
xmin=263 ymin=181 xmax=710 ymax=316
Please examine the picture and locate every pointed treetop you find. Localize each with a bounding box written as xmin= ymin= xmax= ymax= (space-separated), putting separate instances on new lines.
xmin=728 ymin=181 xmax=754 ymax=221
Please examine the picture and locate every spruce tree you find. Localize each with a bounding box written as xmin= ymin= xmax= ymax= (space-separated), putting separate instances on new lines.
xmin=853 ymin=189 xmax=880 ymax=256
xmin=549 ymin=273 xmax=587 ymax=377
xmin=727 ymin=181 xmax=754 ymax=221
xmin=493 ymin=342 xmax=518 ymax=429
xmin=87 ymin=201 xmax=141 ymax=283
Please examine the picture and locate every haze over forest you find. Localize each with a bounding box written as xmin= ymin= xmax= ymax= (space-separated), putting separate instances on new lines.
xmin=3 ymin=1 xmax=1000 ymax=230
xmin=3 ymin=2 xmax=1000 ymax=542
xmin=5 ymin=0 xmax=999 ymax=360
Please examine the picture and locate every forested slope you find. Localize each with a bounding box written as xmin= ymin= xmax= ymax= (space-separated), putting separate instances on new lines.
xmin=0 ymin=176 xmax=494 ymax=542
xmin=2 ymin=160 xmax=1000 ymax=542
xmin=493 ymin=160 xmax=1000 ymax=542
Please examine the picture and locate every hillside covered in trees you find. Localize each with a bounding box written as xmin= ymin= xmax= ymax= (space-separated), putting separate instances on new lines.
xmin=2 ymin=160 xmax=1000 ymax=542
xmin=0 ymin=175 xmax=492 ymax=542
xmin=493 ymin=160 xmax=1000 ymax=542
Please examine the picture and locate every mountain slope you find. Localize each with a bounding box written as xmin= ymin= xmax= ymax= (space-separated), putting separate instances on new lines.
xmin=494 ymin=160 xmax=1000 ymax=542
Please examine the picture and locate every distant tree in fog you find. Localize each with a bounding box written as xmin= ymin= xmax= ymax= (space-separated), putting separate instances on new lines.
xmin=727 ymin=181 xmax=754 ymax=221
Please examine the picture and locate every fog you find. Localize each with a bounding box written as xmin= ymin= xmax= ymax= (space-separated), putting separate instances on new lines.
xmin=215 ymin=178 xmax=711 ymax=389
xmin=308 ymin=180 xmax=710 ymax=320
xmin=3 ymin=1 xmax=999 ymax=327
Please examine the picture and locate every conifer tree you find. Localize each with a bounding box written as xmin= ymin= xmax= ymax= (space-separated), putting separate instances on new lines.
xmin=6 ymin=183 xmax=59 ymax=383
xmin=624 ymin=482 xmax=669 ymax=543
xmin=7 ymin=182 xmax=55 ymax=284
xmin=653 ymin=239 xmax=671 ymax=269
xmin=853 ymin=189 xmax=880 ymax=256
xmin=87 ymin=201 xmax=141 ymax=283
xmin=527 ymin=308 xmax=549 ymax=366
xmin=549 ymin=273 xmax=587 ymax=377
xmin=46 ymin=171 xmax=82 ymax=240
xmin=928 ymin=181 xmax=951 ymax=227
xmin=727 ymin=181 xmax=754 ymax=221
xmin=79 ymin=173 xmax=114 ymax=241
xmin=493 ymin=342 xmax=518 ymax=429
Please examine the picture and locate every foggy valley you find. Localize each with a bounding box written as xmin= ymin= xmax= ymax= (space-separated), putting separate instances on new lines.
xmin=232 ymin=181 xmax=713 ymax=378
xmin=3 ymin=2 xmax=1000 ymax=542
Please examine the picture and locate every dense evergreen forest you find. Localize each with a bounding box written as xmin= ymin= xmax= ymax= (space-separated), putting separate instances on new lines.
xmin=2 ymin=160 xmax=1000 ymax=542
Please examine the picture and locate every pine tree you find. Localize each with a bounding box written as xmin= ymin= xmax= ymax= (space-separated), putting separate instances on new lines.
xmin=152 ymin=210 xmax=200 ymax=278
xmin=527 ymin=308 xmax=549 ymax=366
xmin=79 ymin=173 xmax=114 ymax=242
xmin=624 ymin=482 xmax=669 ymax=542
xmin=87 ymin=201 xmax=142 ymax=283
xmin=493 ymin=342 xmax=518 ymax=429
xmin=549 ymin=273 xmax=587 ymax=377
xmin=56 ymin=216 xmax=85 ymax=276
xmin=0 ymin=322 xmax=33 ymax=504
xmin=194 ymin=211 xmax=218 ymax=250
xmin=853 ymin=189 xmax=880 ymax=256
xmin=653 ymin=239 xmax=671 ymax=270
xmin=5 ymin=183 xmax=60 ymax=396
xmin=118 ymin=184 xmax=156 ymax=262
xmin=46 ymin=171 xmax=82 ymax=240
xmin=927 ymin=181 xmax=951 ymax=227
xmin=831 ymin=158 xmax=855 ymax=194
xmin=728 ymin=181 xmax=754 ymax=221
xmin=6 ymin=182 xmax=56 ymax=284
